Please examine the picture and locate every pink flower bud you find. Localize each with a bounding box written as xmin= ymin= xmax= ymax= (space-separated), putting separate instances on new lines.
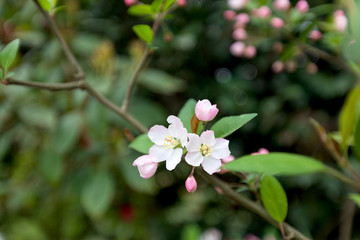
xmin=230 ymin=41 xmax=246 ymax=57
xmin=271 ymin=17 xmax=284 ymax=29
xmin=295 ymin=0 xmax=309 ymax=14
xmin=232 ymin=28 xmax=247 ymax=40
xmin=252 ymin=6 xmax=271 ymax=19
xmin=235 ymin=13 xmax=250 ymax=27
xmin=272 ymin=61 xmax=285 ymax=73
xmin=223 ymin=10 xmax=236 ymax=20
xmin=306 ymin=62 xmax=318 ymax=74
xmin=244 ymin=45 xmax=257 ymax=58
xmin=309 ymin=30 xmax=322 ymax=41
xmin=185 ymin=175 xmax=197 ymax=193
xmin=132 ymin=155 xmax=158 ymax=179
xmin=251 ymin=148 xmax=269 ymax=155
xmin=228 ymin=0 xmax=248 ymax=10
xmin=177 ymin=0 xmax=186 ymax=7
xmin=273 ymin=0 xmax=290 ymax=11
xmin=334 ymin=10 xmax=348 ymax=32
xmin=124 ymin=0 xmax=136 ymax=6
xmin=195 ymin=99 xmax=219 ymax=122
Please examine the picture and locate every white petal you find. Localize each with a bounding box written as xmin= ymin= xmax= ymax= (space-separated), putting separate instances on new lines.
xmin=200 ymin=130 xmax=216 ymax=146
xmin=211 ymin=138 xmax=231 ymax=159
xmin=185 ymin=151 xmax=204 ymax=166
xmin=201 ymin=156 xmax=222 ymax=175
xmin=167 ymin=115 xmax=184 ymax=127
xmin=187 ymin=133 xmax=201 ymax=152
xmin=149 ymin=145 xmax=172 ymax=162
xmin=148 ymin=125 xmax=169 ymax=145
xmin=166 ymin=148 xmax=183 ymax=170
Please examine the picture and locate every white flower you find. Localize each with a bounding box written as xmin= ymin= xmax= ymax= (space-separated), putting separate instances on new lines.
xmin=148 ymin=115 xmax=188 ymax=171
xmin=185 ymin=130 xmax=230 ymax=175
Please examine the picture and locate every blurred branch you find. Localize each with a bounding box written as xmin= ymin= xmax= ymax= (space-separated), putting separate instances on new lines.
xmin=121 ymin=2 xmax=167 ymax=112
xmin=324 ymin=167 xmax=360 ymax=191
xmin=198 ymin=170 xmax=311 ymax=240
xmin=338 ymin=198 xmax=356 ymax=240
xmin=32 ymin=0 xmax=85 ymax=80
xmin=4 ymin=78 xmax=148 ymax=133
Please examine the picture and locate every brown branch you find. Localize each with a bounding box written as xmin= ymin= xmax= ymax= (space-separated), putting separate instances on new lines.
xmin=198 ymin=170 xmax=311 ymax=240
xmin=32 ymin=0 xmax=85 ymax=79
xmin=338 ymin=198 xmax=356 ymax=240
xmin=4 ymin=78 xmax=148 ymax=133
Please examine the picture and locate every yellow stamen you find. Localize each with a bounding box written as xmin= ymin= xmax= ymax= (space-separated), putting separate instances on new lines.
xmin=163 ymin=135 xmax=181 ymax=149
xmin=200 ymin=144 xmax=213 ymax=157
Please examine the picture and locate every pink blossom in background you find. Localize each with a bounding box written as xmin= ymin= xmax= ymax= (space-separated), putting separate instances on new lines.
xmin=132 ymin=155 xmax=158 ymax=178
xmin=271 ymin=17 xmax=284 ymax=29
xmin=273 ymin=0 xmax=290 ymax=11
xmin=232 ymin=28 xmax=247 ymax=40
xmin=295 ymin=0 xmax=309 ymax=14
xmin=252 ymin=6 xmax=271 ymax=19
xmin=230 ymin=41 xmax=246 ymax=57
xmin=177 ymin=0 xmax=186 ymax=7
xmin=195 ymin=99 xmax=219 ymax=122
xmin=306 ymin=62 xmax=318 ymax=74
xmin=223 ymin=10 xmax=236 ymax=20
xmin=185 ymin=175 xmax=197 ymax=193
xmin=124 ymin=0 xmax=136 ymax=6
xmin=235 ymin=13 xmax=250 ymax=27
xmin=309 ymin=30 xmax=322 ymax=41
xmin=334 ymin=10 xmax=348 ymax=32
xmin=227 ymin=0 xmax=248 ymax=10
xmin=251 ymin=148 xmax=269 ymax=155
xmin=185 ymin=131 xmax=230 ymax=175
xmin=218 ymin=155 xmax=235 ymax=174
xmin=272 ymin=61 xmax=285 ymax=73
xmin=244 ymin=45 xmax=257 ymax=58
xmin=148 ymin=115 xmax=188 ymax=171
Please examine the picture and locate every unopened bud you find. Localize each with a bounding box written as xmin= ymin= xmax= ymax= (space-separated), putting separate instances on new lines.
xmin=185 ymin=175 xmax=197 ymax=193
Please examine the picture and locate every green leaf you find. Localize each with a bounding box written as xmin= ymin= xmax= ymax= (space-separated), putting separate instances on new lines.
xmin=138 ymin=68 xmax=186 ymax=95
xmin=178 ymin=99 xmax=196 ymax=132
xmin=224 ymin=152 xmax=326 ymax=176
xmin=50 ymin=111 xmax=82 ymax=154
xmin=152 ymin=0 xmax=163 ymax=12
xmin=0 ymin=68 xmax=3 ymax=79
xmin=132 ymin=24 xmax=154 ymax=43
xmin=128 ymin=5 xmax=155 ymax=16
xmin=129 ymin=134 xmax=153 ymax=154
xmin=38 ymin=0 xmax=52 ymax=11
xmin=211 ymin=113 xmax=257 ymax=138
xmin=349 ymin=193 xmax=360 ymax=208
xmin=260 ymin=175 xmax=288 ymax=223
xmin=164 ymin=0 xmax=177 ymax=10
xmin=0 ymin=38 xmax=20 ymax=71
xmin=354 ymin=115 xmax=360 ymax=159
xmin=38 ymin=148 xmax=63 ymax=184
xmin=339 ymin=85 xmax=360 ymax=150
xmin=81 ymin=171 xmax=115 ymax=218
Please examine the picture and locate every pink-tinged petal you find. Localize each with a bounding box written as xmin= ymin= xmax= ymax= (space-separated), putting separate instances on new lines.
xmin=211 ymin=138 xmax=230 ymax=159
xmin=148 ymin=125 xmax=169 ymax=145
xmin=185 ymin=151 xmax=204 ymax=166
xmin=167 ymin=115 xmax=183 ymax=128
xmin=178 ymin=127 xmax=188 ymax=147
xmin=187 ymin=133 xmax=202 ymax=152
xmin=251 ymin=148 xmax=269 ymax=155
xmin=221 ymin=155 xmax=235 ymax=164
xmin=132 ymin=155 xmax=158 ymax=178
xmin=202 ymin=156 xmax=222 ymax=175
xmin=195 ymin=99 xmax=219 ymax=122
xmin=185 ymin=175 xmax=197 ymax=193
xmin=149 ymin=145 xmax=172 ymax=162
xmin=166 ymin=148 xmax=183 ymax=170
xmin=200 ymin=130 xmax=216 ymax=147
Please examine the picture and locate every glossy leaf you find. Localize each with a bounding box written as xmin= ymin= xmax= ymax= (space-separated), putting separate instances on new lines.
xmin=260 ymin=175 xmax=288 ymax=223
xmin=132 ymin=24 xmax=154 ymax=43
xmin=178 ymin=99 xmax=196 ymax=132
xmin=339 ymin=86 xmax=360 ymax=150
xmin=224 ymin=153 xmax=326 ymax=175
xmin=81 ymin=171 xmax=115 ymax=218
xmin=211 ymin=113 xmax=257 ymax=138
xmin=128 ymin=5 xmax=155 ymax=16
xmin=38 ymin=148 xmax=63 ymax=184
xmin=129 ymin=134 xmax=153 ymax=154
xmin=0 ymin=38 xmax=20 ymax=71
xmin=349 ymin=194 xmax=360 ymax=208
xmin=38 ymin=0 xmax=52 ymax=11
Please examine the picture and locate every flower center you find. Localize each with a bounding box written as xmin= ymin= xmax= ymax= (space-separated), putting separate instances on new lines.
xmin=200 ymin=144 xmax=213 ymax=157
xmin=163 ymin=135 xmax=181 ymax=149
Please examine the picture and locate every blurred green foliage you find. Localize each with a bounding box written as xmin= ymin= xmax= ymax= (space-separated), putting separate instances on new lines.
xmin=0 ymin=0 xmax=359 ymax=239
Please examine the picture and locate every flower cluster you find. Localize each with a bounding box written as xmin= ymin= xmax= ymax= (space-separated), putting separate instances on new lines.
xmin=225 ymin=0 xmax=348 ymax=74
xmin=133 ymin=99 xmax=231 ymax=192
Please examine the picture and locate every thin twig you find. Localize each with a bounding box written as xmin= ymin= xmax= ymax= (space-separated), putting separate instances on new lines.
xmin=338 ymin=198 xmax=356 ymax=240
xmin=324 ymin=167 xmax=360 ymax=191
xmin=4 ymin=78 xmax=148 ymax=133
xmin=32 ymin=0 xmax=85 ymax=79
xmin=198 ymin=170 xmax=311 ymax=240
